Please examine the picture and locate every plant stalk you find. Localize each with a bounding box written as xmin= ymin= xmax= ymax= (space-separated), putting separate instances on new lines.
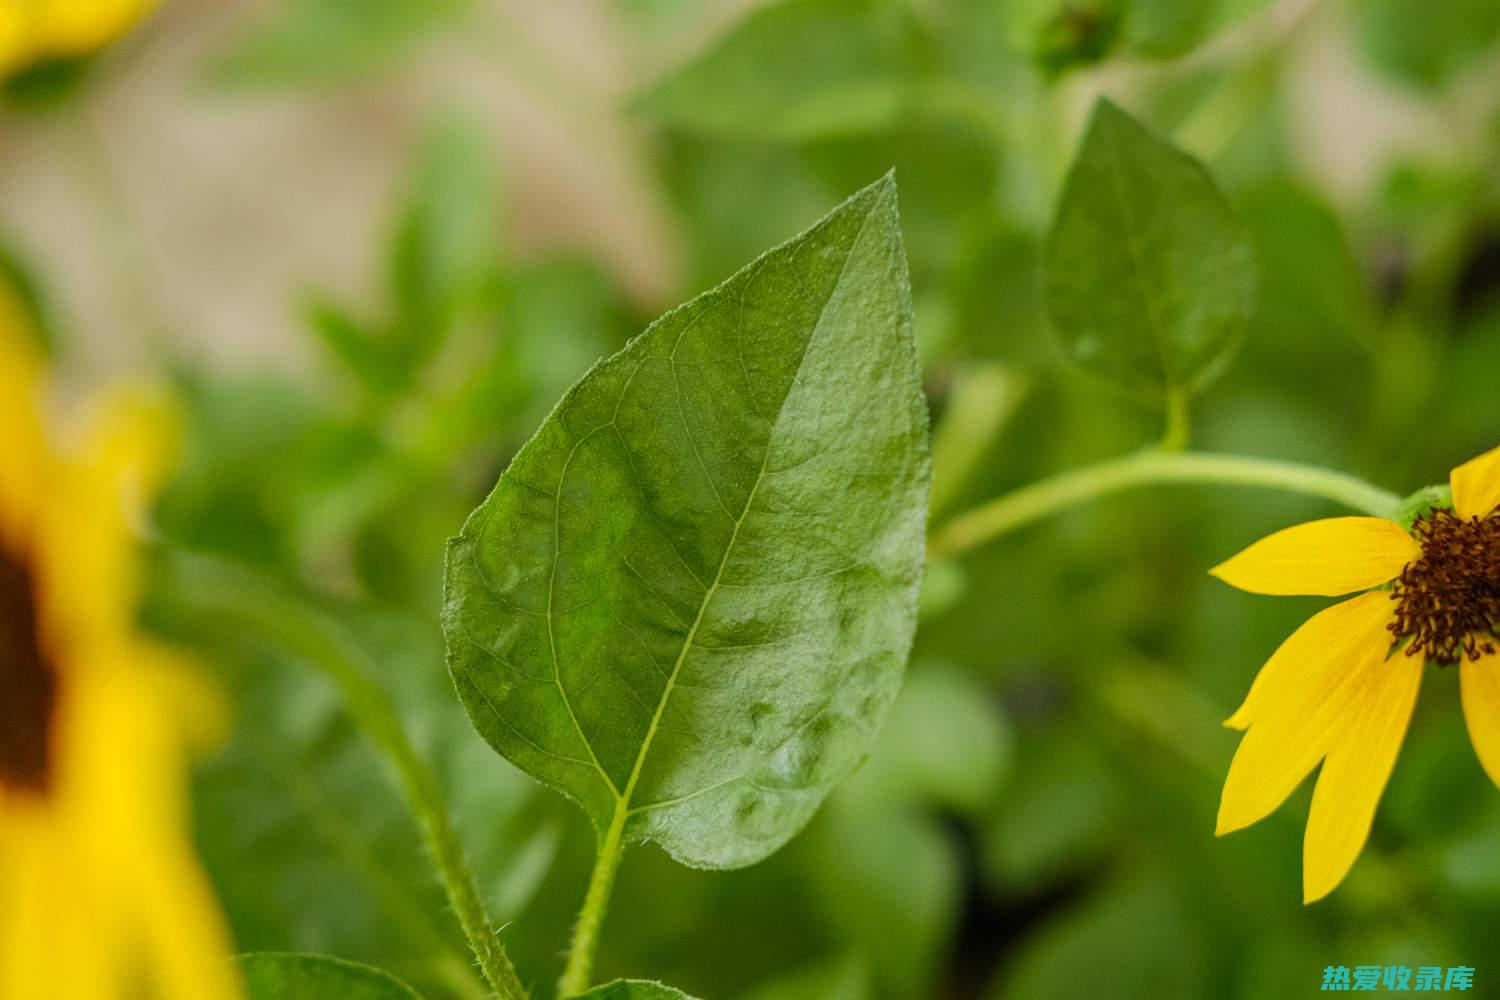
xmin=558 ymin=803 xmax=628 ymax=997
xmin=928 ymin=450 xmax=1403 ymax=559
xmin=158 ymin=553 xmax=529 ymax=1000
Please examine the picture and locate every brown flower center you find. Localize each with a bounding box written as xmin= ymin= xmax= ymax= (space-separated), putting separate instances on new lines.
xmin=0 ymin=543 xmax=57 ymax=793
xmin=1390 ymin=509 xmax=1500 ymax=665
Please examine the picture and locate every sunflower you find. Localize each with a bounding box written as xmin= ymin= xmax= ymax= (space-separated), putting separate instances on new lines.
xmin=1211 ymin=445 xmax=1500 ymax=903
xmin=0 ymin=0 xmax=159 ymax=79
xmin=0 ymin=309 xmax=242 ymax=997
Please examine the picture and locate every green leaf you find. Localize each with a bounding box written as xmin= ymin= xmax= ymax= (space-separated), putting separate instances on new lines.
xmin=1001 ymin=0 xmax=1269 ymax=70
xmin=1356 ymin=0 xmax=1500 ymax=90
xmin=1043 ymin=98 xmax=1255 ymax=399
xmin=1121 ymin=0 xmax=1271 ymax=60
xmin=0 ymin=239 xmax=57 ymax=355
xmin=389 ymin=110 xmax=500 ymax=343
xmin=238 ymin=953 xmax=424 ymax=999
xmin=845 ymin=664 xmax=1011 ymax=815
xmin=577 ymin=981 xmax=700 ymax=1000
xmin=986 ymin=877 xmax=1205 ymax=1000
xmin=443 ymin=174 xmax=929 ymax=869
xmin=306 ymin=109 xmax=501 ymax=396
xmin=634 ymin=0 xmax=931 ymax=142
xmin=210 ymin=0 xmax=472 ymax=88
xmin=1 ymin=56 xmax=97 ymax=110
xmin=739 ymin=956 xmax=872 ymax=1000
xmin=152 ymin=556 xmax=551 ymax=999
xmin=305 ymin=299 xmax=400 ymax=393
xmin=1003 ymin=0 xmax=1123 ymax=75
xmin=803 ymin=803 xmax=959 ymax=996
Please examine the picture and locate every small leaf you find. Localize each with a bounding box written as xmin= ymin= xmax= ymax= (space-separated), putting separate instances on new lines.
xmin=1042 ymin=98 xmax=1255 ymax=399
xmin=576 ymin=981 xmax=700 ymax=1000
xmin=443 ymin=175 xmax=930 ymax=870
xmin=634 ymin=0 xmax=931 ymax=141
xmin=238 ymin=953 xmax=424 ymax=999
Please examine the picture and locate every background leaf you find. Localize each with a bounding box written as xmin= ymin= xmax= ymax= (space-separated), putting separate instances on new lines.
xmin=210 ymin=0 xmax=472 ymax=88
xmin=1355 ymin=0 xmax=1500 ymax=90
xmin=984 ymin=876 xmax=1206 ymax=1000
xmin=443 ymin=175 xmax=930 ymax=869
xmin=239 ymin=953 xmax=424 ymax=1000
xmin=736 ymin=956 xmax=871 ymax=1000
xmin=634 ymin=0 xmax=932 ymax=142
xmin=1042 ymin=98 xmax=1256 ymax=400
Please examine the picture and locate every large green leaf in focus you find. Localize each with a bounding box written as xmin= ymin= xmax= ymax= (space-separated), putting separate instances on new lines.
xmin=1043 ymin=99 xmax=1255 ymax=399
xmin=239 ymin=953 xmax=423 ymax=999
xmin=634 ymin=0 xmax=931 ymax=141
xmin=443 ymin=175 xmax=929 ymax=869
xmin=577 ymin=982 xmax=699 ymax=999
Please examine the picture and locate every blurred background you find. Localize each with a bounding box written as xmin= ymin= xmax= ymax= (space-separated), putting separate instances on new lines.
xmin=5 ymin=0 xmax=1500 ymax=997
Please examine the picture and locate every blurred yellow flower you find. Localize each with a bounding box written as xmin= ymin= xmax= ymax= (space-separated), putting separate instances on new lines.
xmin=1210 ymin=445 xmax=1500 ymax=903
xmin=0 ymin=310 xmax=241 ymax=997
xmin=0 ymin=0 xmax=159 ymax=78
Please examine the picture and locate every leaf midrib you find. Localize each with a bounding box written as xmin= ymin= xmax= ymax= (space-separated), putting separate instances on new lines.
xmin=549 ymin=192 xmax=884 ymax=824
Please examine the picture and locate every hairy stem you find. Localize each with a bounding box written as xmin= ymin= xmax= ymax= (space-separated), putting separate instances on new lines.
xmin=157 ymin=553 xmax=529 ymax=1000
xmin=558 ymin=804 xmax=627 ymax=997
xmin=928 ymin=450 xmax=1403 ymax=559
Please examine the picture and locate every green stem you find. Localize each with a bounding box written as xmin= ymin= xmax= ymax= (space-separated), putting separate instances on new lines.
xmin=157 ymin=553 xmax=529 ymax=1000
xmin=558 ymin=804 xmax=627 ymax=997
xmin=928 ymin=450 xmax=1403 ymax=559
xmin=1160 ymin=389 xmax=1191 ymax=452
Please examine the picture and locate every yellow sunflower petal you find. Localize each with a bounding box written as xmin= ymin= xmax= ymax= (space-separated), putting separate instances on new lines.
xmin=1460 ymin=649 xmax=1500 ymax=789
xmin=1302 ymin=652 xmax=1424 ymax=903
xmin=0 ymin=9 xmax=29 ymax=79
xmin=32 ymin=0 xmax=158 ymax=61
xmin=138 ymin=847 xmax=244 ymax=1000
xmin=1223 ymin=591 xmax=1397 ymax=731
xmin=1216 ymin=593 xmax=1397 ymax=836
xmin=0 ymin=301 xmax=46 ymax=551
xmin=1210 ymin=517 xmax=1419 ymax=596
xmin=1451 ymin=444 xmax=1500 ymax=521
xmin=38 ymin=385 xmax=179 ymax=647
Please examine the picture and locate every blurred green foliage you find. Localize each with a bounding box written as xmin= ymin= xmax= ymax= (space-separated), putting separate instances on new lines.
xmin=209 ymin=0 xmax=475 ymax=88
xmin=9 ymin=0 xmax=1500 ymax=996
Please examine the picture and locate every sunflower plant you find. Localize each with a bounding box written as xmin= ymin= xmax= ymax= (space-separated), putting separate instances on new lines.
xmin=8 ymin=0 xmax=1500 ymax=998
